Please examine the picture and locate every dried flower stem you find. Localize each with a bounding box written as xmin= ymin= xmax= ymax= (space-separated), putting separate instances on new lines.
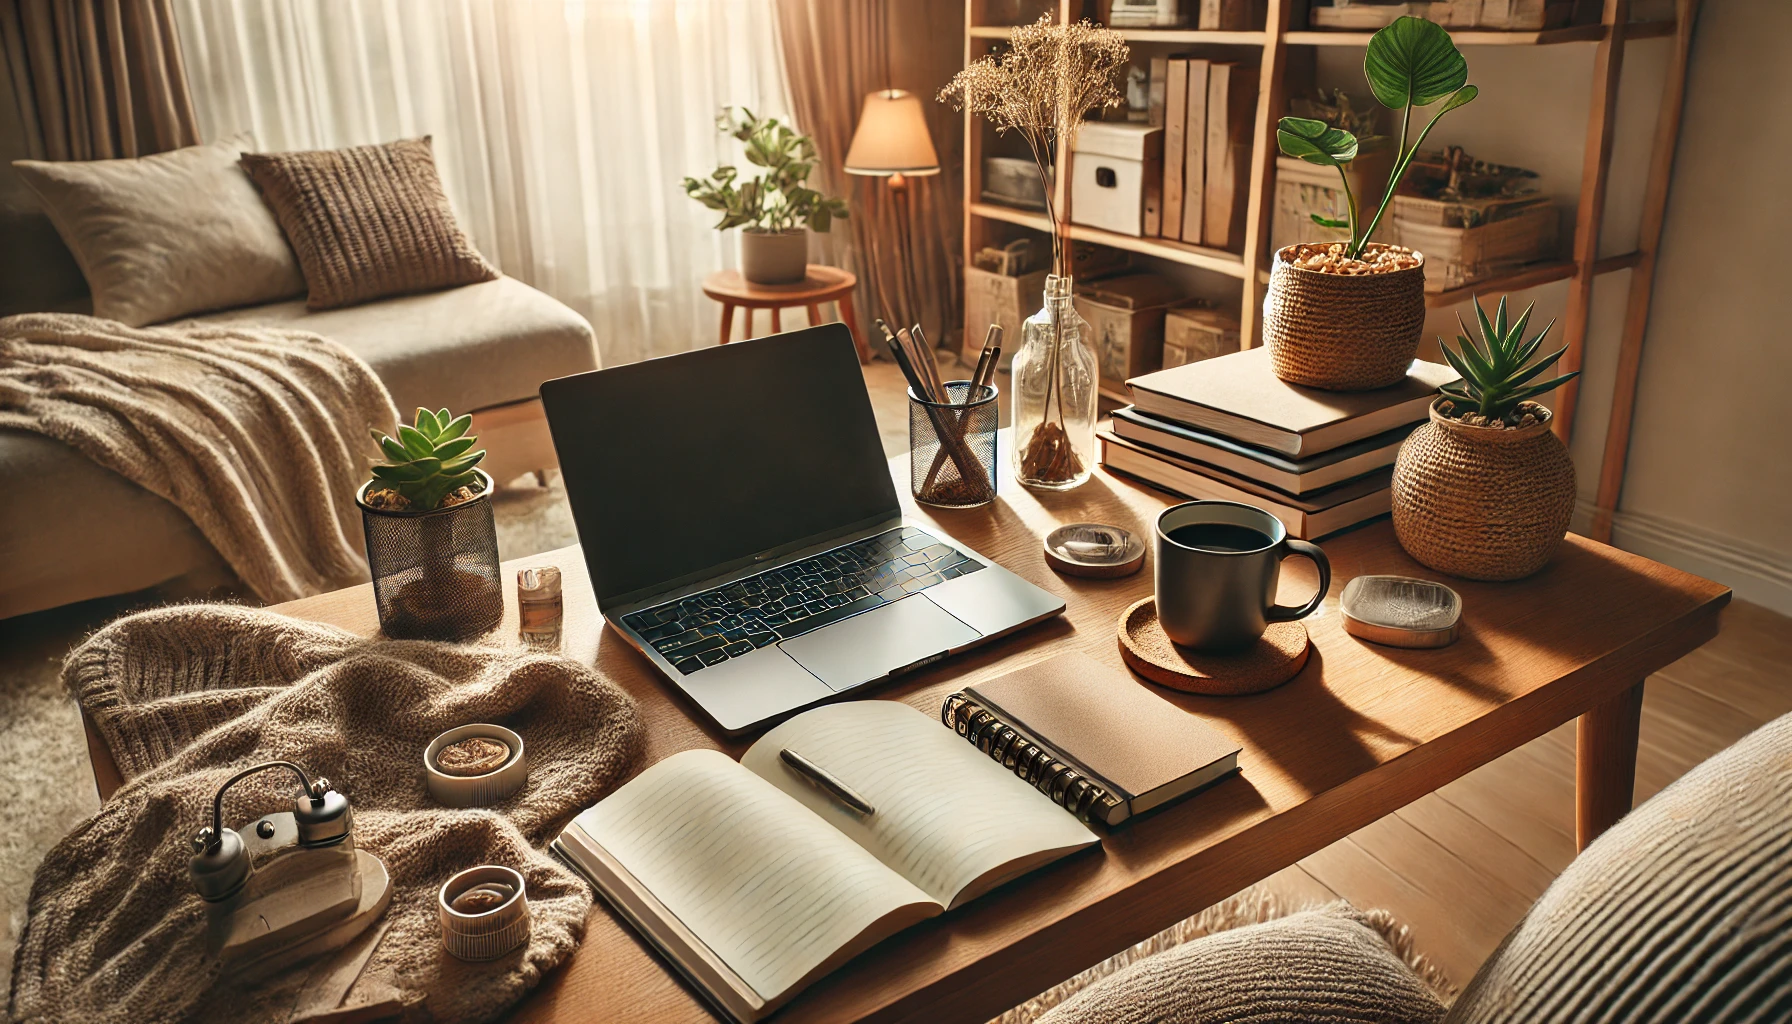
xmin=941 ymin=16 xmax=1127 ymax=484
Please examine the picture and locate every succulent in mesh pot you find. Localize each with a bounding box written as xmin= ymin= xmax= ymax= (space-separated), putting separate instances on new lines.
xmin=357 ymin=408 xmax=503 ymax=639
xmin=1392 ymin=297 xmax=1580 ymax=581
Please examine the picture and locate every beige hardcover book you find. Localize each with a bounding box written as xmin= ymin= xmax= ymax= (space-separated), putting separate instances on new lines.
xmin=1145 ymin=55 xmax=1169 ymax=235
xmin=1179 ymin=59 xmax=1209 ymax=243
xmin=1203 ymin=61 xmax=1259 ymax=251
xmin=553 ymin=702 xmax=1097 ymax=1024
xmin=1127 ymin=346 xmax=1458 ymax=457
xmin=957 ymin=652 xmax=1242 ymax=825
xmin=1162 ymin=59 xmax=1189 ymax=238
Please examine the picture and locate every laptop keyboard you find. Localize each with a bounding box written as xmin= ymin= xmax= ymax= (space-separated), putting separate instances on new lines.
xmin=620 ymin=526 xmax=985 ymax=676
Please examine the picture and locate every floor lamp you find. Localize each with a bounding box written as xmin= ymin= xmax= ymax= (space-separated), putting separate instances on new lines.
xmin=843 ymin=89 xmax=940 ymax=347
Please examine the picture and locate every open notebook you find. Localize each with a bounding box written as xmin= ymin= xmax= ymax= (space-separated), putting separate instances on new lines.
xmin=552 ymin=701 xmax=1099 ymax=1023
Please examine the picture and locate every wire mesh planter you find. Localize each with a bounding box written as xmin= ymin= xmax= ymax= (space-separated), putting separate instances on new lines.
xmin=357 ymin=469 xmax=503 ymax=640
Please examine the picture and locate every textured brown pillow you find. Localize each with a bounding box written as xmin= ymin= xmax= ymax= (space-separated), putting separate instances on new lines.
xmin=240 ymin=137 xmax=496 ymax=310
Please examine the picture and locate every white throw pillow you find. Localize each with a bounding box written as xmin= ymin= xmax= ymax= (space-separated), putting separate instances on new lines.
xmin=13 ymin=134 xmax=305 ymax=326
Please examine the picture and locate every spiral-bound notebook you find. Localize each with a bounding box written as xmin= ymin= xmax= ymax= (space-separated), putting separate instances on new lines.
xmin=552 ymin=701 xmax=1099 ymax=1023
xmin=943 ymin=652 xmax=1242 ymax=826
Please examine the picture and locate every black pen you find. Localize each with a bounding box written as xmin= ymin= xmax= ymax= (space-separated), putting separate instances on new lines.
xmin=780 ymin=748 xmax=876 ymax=815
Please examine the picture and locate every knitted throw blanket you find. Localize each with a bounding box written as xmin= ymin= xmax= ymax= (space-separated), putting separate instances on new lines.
xmin=0 ymin=312 xmax=399 ymax=603
xmin=9 ymin=605 xmax=642 ymax=1024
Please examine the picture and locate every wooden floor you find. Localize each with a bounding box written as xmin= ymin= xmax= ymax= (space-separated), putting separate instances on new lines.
xmin=1247 ymin=597 xmax=1788 ymax=990
xmin=854 ymin=356 xmax=1790 ymax=994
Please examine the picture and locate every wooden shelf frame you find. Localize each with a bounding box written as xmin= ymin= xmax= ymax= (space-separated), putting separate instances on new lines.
xmin=961 ymin=0 xmax=1699 ymax=519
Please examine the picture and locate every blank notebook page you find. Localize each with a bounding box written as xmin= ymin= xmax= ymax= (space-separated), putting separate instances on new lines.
xmin=570 ymin=749 xmax=932 ymax=1001
xmin=741 ymin=701 xmax=1098 ymax=907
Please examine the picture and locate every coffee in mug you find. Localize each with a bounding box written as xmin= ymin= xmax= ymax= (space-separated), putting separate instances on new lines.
xmin=1154 ymin=500 xmax=1331 ymax=651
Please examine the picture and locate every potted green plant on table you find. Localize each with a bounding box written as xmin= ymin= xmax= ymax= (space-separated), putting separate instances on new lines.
xmin=359 ymin=407 xmax=502 ymax=640
xmin=1269 ymin=16 xmax=1478 ymax=390
xmin=1392 ymin=296 xmax=1579 ymax=581
xmin=683 ymin=109 xmax=850 ymax=285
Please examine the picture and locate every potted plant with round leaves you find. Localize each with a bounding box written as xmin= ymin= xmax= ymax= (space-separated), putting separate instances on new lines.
xmin=1392 ymin=295 xmax=1580 ymax=581
xmin=358 ymin=407 xmax=503 ymax=640
xmin=684 ymin=108 xmax=850 ymax=285
xmin=1266 ymin=16 xmax=1479 ymax=390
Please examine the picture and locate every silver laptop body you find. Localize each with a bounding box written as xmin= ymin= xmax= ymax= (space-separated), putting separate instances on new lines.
xmin=540 ymin=324 xmax=1064 ymax=734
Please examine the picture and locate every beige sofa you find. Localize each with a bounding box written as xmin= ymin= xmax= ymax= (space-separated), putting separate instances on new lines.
xmin=0 ymin=275 xmax=597 ymax=620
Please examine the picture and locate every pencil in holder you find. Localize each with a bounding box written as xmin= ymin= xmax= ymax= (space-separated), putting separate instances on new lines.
xmin=910 ymin=381 xmax=998 ymax=508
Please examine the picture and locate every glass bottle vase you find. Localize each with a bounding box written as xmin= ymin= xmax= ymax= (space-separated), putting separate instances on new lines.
xmin=1010 ymin=274 xmax=1098 ymax=490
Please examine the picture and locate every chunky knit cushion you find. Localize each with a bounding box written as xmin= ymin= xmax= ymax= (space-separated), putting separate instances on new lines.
xmin=240 ymin=137 xmax=496 ymax=309
xmin=1445 ymin=711 xmax=1792 ymax=1023
xmin=1034 ymin=902 xmax=1448 ymax=1024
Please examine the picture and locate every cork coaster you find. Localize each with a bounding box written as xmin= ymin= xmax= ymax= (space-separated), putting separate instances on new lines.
xmin=1117 ymin=596 xmax=1310 ymax=696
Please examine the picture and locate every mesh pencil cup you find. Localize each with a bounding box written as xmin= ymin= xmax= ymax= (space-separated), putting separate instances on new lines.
xmin=909 ymin=381 xmax=998 ymax=508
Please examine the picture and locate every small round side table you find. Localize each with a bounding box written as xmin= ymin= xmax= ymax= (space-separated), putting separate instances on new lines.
xmin=701 ymin=265 xmax=868 ymax=363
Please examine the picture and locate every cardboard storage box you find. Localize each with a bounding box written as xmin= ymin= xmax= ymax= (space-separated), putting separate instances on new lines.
xmin=1163 ymin=303 xmax=1240 ymax=369
xmin=1395 ymin=196 xmax=1558 ymax=293
xmin=1073 ymin=273 xmax=1183 ymax=391
xmin=1070 ymin=123 xmax=1164 ymax=237
xmin=964 ymin=265 xmax=1050 ymax=369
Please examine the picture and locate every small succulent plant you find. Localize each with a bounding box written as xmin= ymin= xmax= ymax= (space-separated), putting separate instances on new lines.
xmin=368 ymin=408 xmax=486 ymax=511
xmin=1438 ymin=296 xmax=1579 ymax=426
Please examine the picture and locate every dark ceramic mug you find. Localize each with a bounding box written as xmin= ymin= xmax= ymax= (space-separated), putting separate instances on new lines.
xmin=1154 ymin=500 xmax=1331 ymax=651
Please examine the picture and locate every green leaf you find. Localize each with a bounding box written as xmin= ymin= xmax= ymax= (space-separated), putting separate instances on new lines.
xmin=1364 ymin=17 xmax=1469 ymax=109
xmin=378 ymin=436 xmax=410 ymax=463
xmin=372 ymin=458 xmax=439 ymax=482
xmin=432 ymin=436 xmax=476 ymax=461
xmin=1276 ymin=116 xmax=1359 ymax=167
xmin=397 ymin=424 xmax=434 ymax=459
xmin=1505 ymin=372 xmax=1579 ymax=405
xmin=1438 ymin=84 xmax=1478 ymax=115
xmin=435 ymin=413 xmax=473 ymax=444
xmin=414 ymin=407 xmax=441 ymax=438
xmin=1310 ymin=213 xmax=1350 ymax=229
xmin=1437 ymin=341 xmax=1479 ymax=388
xmin=810 ymin=206 xmax=831 ymax=234
xmin=439 ymin=449 xmax=486 ymax=474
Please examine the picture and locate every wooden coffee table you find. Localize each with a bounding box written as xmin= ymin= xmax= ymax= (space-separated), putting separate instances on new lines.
xmin=93 ymin=438 xmax=1728 ymax=1023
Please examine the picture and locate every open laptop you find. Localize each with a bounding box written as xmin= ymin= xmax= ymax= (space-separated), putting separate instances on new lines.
xmin=539 ymin=324 xmax=1065 ymax=734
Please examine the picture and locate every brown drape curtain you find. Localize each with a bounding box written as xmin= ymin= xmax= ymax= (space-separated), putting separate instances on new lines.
xmin=775 ymin=0 xmax=965 ymax=357
xmin=0 ymin=0 xmax=199 ymax=161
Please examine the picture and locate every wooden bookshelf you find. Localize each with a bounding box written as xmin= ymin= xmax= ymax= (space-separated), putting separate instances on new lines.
xmin=960 ymin=0 xmax=1699 ymax=540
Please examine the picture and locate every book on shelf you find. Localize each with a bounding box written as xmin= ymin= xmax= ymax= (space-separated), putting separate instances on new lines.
xmin=1145 ymin=55 xmax=1169 ymax=235
xmin=553 ymin=701 xmax=1098 ymax=1024
xmin=943 ymin=652 xmax=1241 ymax=826
xmin=1203 ymin=61 xmax=1258 ymax=251
xmin=1162 ymin=57 xmax=1189 ymax=239
xmin=1180 ymin=59 xmax=1210 ymax=243
xmin=1099 ymin=428 xmax=1394 ymax=538
xmin=1111 ymin=405 xmax=1420 ymax=496
xmin=1126 ymin=346 xmax=1458 ymax=457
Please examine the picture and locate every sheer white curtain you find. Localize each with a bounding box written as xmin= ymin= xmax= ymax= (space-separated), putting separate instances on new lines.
xmin=173 ymin=0 xmax=792 ymax=365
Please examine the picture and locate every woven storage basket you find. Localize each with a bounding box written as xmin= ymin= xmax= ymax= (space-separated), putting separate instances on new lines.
xmin=1263 ymin=243 xmax=1427 ymax=391
xmin=1392 ymin=401 xmax=1576 ymax=581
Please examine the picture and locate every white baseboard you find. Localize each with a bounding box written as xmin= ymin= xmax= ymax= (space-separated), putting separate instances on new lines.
xmin=1573 ymin=501 xmax=1792 ymax=615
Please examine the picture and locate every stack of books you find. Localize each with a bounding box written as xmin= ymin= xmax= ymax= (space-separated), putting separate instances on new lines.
xmin=1098 ymin=347 xmax=1458 ymax=539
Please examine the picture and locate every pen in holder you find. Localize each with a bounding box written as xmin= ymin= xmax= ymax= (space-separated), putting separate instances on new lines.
xmin=910 ymin=381 xmax=998 ymax=508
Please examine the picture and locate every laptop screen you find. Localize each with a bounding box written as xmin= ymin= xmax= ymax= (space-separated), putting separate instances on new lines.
xmin=541 ymin=325 xmax=901 ymax=605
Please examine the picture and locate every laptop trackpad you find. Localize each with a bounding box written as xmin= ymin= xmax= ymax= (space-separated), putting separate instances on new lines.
xmin=779 ymin=596 xmax=978 ymax=692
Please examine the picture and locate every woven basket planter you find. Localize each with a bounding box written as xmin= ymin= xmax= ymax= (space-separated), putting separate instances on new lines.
xmin=1263 ymin=243 xmax=1427 ymax=391
xmin=1392 ymin=401 xmax=1576 ymax=581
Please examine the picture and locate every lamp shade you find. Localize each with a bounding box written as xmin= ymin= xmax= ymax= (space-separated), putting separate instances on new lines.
xmin=843 ymin=89 xmax=940 ymax=176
